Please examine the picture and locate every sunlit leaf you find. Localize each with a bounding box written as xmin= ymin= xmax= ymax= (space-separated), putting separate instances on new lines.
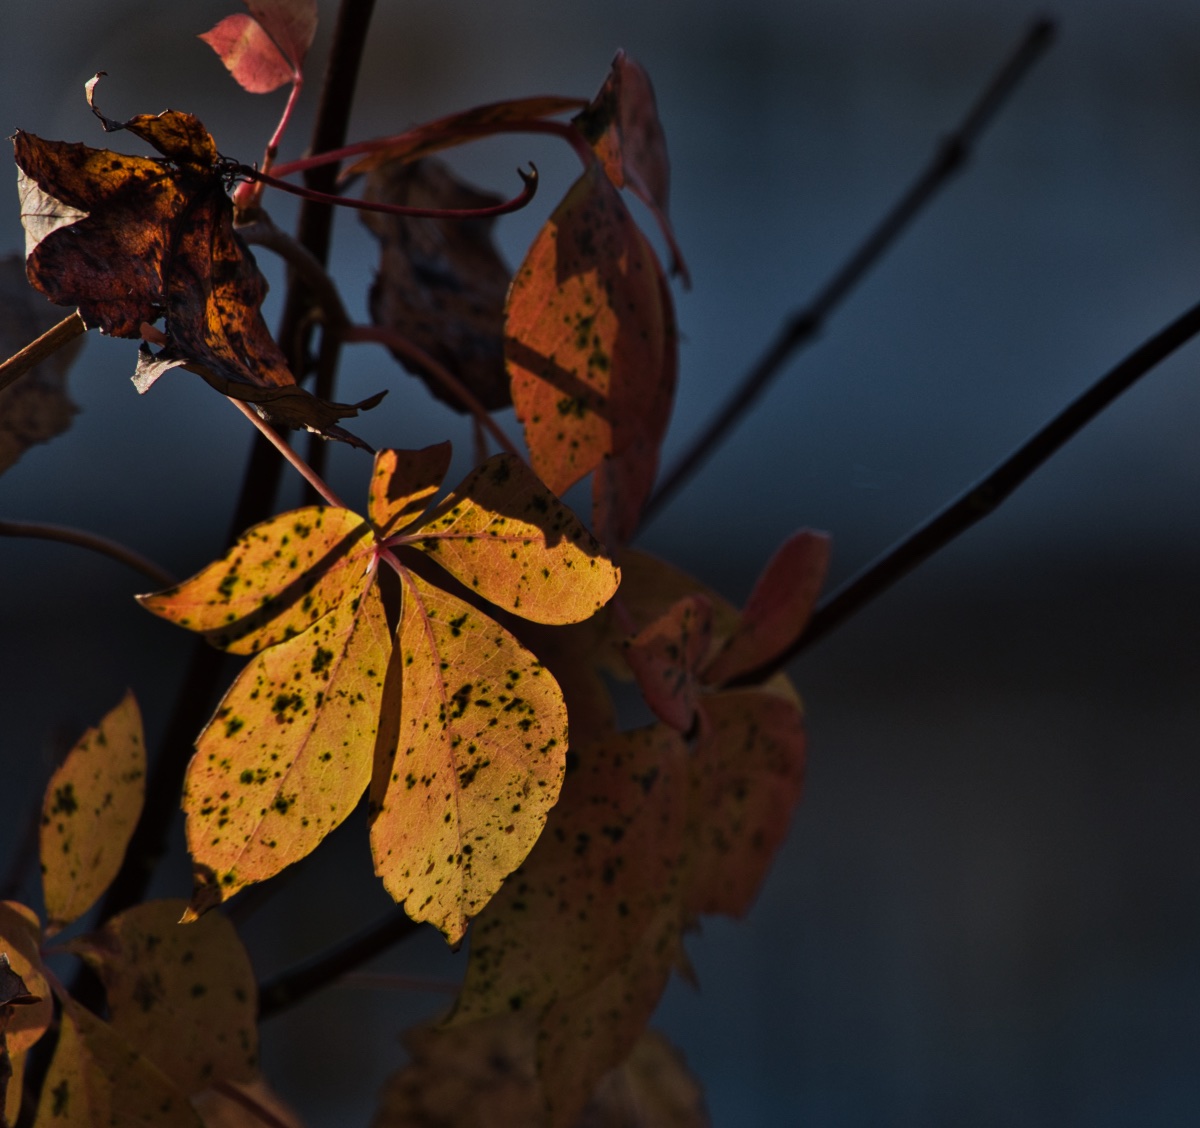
xmin=35 ymin=996 xmax=202 ymax=1128
xmin=368 ymin=443 xmax=452 ymax=538
xmin=400 ymin=454 xmax=620 ymax=625
xmin=137 ymin=506 xmax=374 ymax=655
xmin=0 ymin=902 xmax=51 ymax=1057
xmin=686 ymin=689 xmax=805 ymax=918
xmin=0 ymin=254 xmax=80 ymax=475
xmin=371 ymin=1014 xmax=545 ymax=1128
xmin=341 ymin=97 xmax=588 ymax=180
xmin=69 ymin=899 xmax=257 ymax=1095
xmin=201 ymin=14 xmax=295 ymax=94
xmin=452 ymin=724 xmax=687 ymax=1024
xmin=623 ymin=596 xmax=712 ymax=732
xmin=702 ymin=530 xmax=831 ymax=687
xmin=579 ymin=1031 xmax=711 ymax=1128
xmin=369 ymin=572 xmax=568 ymax=944
xmin=506 ymin=165 xmax=672 ymax=498
xmin=184 ymin=583 xmax=390 ymax=915
xmin=39 ymin=690 xmax=144 ymax=934
xmin=574 ymin=51 xmax=689 ymax=284
xmin=192 ymin=1075 xmax=306 ymax=1128
xmin=362 ymin=159 xmax=513 ymax=412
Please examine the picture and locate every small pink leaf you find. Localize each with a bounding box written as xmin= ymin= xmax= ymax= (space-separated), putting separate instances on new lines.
xmin=246 ymin=0 xmax=318 ymax=70
xmin=200 ymin=14 xmax=294 ymax=94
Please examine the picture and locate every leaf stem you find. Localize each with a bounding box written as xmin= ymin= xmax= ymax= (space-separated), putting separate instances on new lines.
xmin=730 ymin=294 xmax=1200 ymax=684
xmin=257 ymin=909 xmax=420 ymax=1019
xmin=342 ymin=324 xmax=520 ymax=457
xmin=226 ymin=398 xmax=349 ymax=509
xmin=0 ymin=520 xmax=175 ymax=588
xmin=0 ymin=311 xmax=86 ymax=395
xmin=641 ymin=16 xmax=1057 ymax=527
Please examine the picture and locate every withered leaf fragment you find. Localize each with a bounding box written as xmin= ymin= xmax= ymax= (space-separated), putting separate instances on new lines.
xmin=362 ymin=157 xmax=513 ymax=411
xmin=12 ymin=82 xmax=379 ymax=440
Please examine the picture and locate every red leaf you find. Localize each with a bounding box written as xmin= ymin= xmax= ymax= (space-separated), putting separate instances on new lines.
xmin=246 ymin=0 xmax=318 ymax=71
xmin=623 ymin=595 xmax=713 ymax=732
xmin=574 ymin=52 xmax=689 ymax=285
xmin=200 ymin=14 xmax=295 ymax=94
xmin=702 ymin=530 xmax=831 ymax=686
xmin=506 ymin=165 xmax=673 ymax=499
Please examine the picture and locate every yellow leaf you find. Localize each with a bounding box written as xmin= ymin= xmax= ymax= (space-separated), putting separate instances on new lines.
xmin=400 ymin=454 xmax=620 ymax=625
xmin=453 ymin=725 xmax=687 ymax=1023
xmin=138 ymin=506 xmax=374 ymax=655
xmin=68 ymin=899 xmax=257 ymax=1096
xmin=0 ymin=902 xmax=51 ymax=1057
xmin=370 ymin=572 xmax=568 ymax=944
xmin=368 ymin=443 xmax=452 ymax=537
xmin=184 ymin=583 xmax=391 ymax=912
xmin=39 ymin=690 xmax=144 ymax=935
xmin=34 ymin=996 xmax=203 ymax=1128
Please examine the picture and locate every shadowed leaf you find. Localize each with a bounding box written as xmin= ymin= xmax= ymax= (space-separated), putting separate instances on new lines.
xmin=506 ymin=166 xmax=672 ymax=498
xmin=35 ymin=995 xmax=202 ymax=1127
xmin=369 ymin=572 xmax=568 ymax=944
xmin=452 ymin=724 xmax=687 ymax=1024
xmin=686 ymin=689 xmax=805 ymax=918
xmin=39 ymin=691 xmax=144 ymax=935
xmin=0 ymin=902 xmax=52 ymax=1057
xmin=579 ymin=1031 xmax=711 ymax=1128
xmin=192 ymin=1075 xmax=306 ymax=1128
xmin=702 ymin=530 xmax=831 ymax=687
xmin=0 ymin=255 xmax=80 ymax=474
xmin=184 ymin=583 xmax=390 ymax=915
xmin=68 ymin=899 xmax=257 ymax=1095
xmin=623 ymin=596 xmax=712 ymax=732
xmin=362 ymin=159 xmax=513 ymax=411
xmin=399 ymin=453 xmax=620 ymax=625
xmin=368 ymin=443 xmax=453 ymax=538
xmin=137 ymin=506 xmax=374 ymax=655
xmin=574 ymin=51 xmax=689 ymax=284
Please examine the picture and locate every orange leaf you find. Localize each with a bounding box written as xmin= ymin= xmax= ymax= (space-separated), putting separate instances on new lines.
xmin=0 ymin=901 xmax=52 ymax=1057
xmin=369 ymin=572 xmax=568 ymax=944
xmin=201 ymin=14 xmax=295 ymax=94
xmin=37 ymin=995 xmax=203 ymax=1127
xmin=138 ymin=506 xmax=374 ymax=655
xmin=400 ymin=453 xmax=620 ymax=625
xmin=506 ymin=165 xmax=672 ymax=498
xmin=623 ymin=596 xmax=713 ymax=732
xmin=39 ymin=690 xmax=144 ymax=934
xmin=452 ymin=724 xmax=687 ymax=1023
xmin=574 ymin=51 xmax=689 ymax=284
xmin=68 ymin=899 xmax=257 ymax=1095
xmin=368 ymin=443 xmax=452 ymax=538
xmin=183 ymin=582 xmax=391 ymax=914
xmin=686 ymin=689 xmax=806 ymax=918
xmin=702 ymin=530 xmax=832 ymax=687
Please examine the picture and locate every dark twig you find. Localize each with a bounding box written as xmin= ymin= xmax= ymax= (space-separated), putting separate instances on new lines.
xmin=642 ymin=17 xmax=1057 ymax=527
xmin=0 ymin=520 xmax=175 ymax=588
xmin=257 ymin=909 xmax=420 ymax=1020
xmin=730 ymin=295 xmax=1200 ymax=685
xmin=0 ymin=311 xmax=86 ymax=394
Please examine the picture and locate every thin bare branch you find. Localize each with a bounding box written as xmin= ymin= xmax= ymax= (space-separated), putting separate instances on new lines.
xmin=642 ymin=17 xmax=1057 ymax=527
xmin=0 ymin=519 xmax=175 ymax=588
xmin=0 ymin=311 xmax=86 ymax=395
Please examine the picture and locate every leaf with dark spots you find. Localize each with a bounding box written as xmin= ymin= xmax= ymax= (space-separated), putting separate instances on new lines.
xmin=452 ymin=724 xmax=687 ymax=1025
xmin=0 ymin=902 xmax=53 ymax=1058
xmin=396 ymin=453 xmax=620 ymax=625
xmin=35 ymin=995 xmax=203 ymax=1127
xmin=67 ymin=899 xmax=258 ymax=1095
xmin=368 ymin=443 xmax=453 ymax=537
xmin=183 ymin=583 xmax=391 ymax=915
xmin=573 ymin=51 xmax=689 ymax=284
xmin=506 ymin=165 xmax=674 ymax=501
xmin=137 ymin=506 xmax=374 ymax=655
xmin=362 ymin=158 xmax=514 ymax=411
xmin=369 ymin=572 xmax=568 ymax=944
xmin=39 ymin=690 xmax=145 ymax=935
xmin=702 ymin=530 xmax=832 ymax=687
xmin=340 ymin=96 xmax=589 ymax=180
xmin=0 ymin=254 xmax=81 ymax=475
xmin=686 ymin=689 xmax=805 ymax=918
xmin=623 ymin=596 xmax=713 ymax=732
